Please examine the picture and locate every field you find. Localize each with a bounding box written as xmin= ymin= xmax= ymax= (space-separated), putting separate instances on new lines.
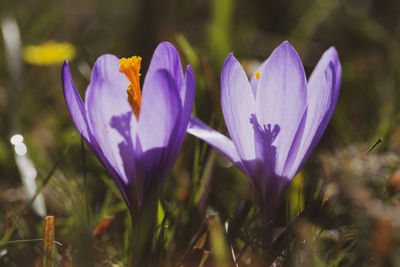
xmin=1 ymin=0 xmax=400 ymax=266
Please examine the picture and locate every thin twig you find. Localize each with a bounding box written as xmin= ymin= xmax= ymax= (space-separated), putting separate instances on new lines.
xmin=1 ymin=238 xmax=63 ymax=247
xmin=362 ymin=138 xmax=383 ymax=158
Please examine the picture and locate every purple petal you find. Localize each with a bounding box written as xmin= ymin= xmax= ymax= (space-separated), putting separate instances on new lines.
xmin=282 ymin=109 xmax=307 ymax=178
xmin=144 ymin=42 xmax=184 ymax=95
xmin=289 ymin=47 xmax=342 ymax=178
xmin=181 ymin=65 xmax=195 ymax=130
xmin=221 ymin=54 xmax=262 ymax=172
xmin=249 ymin=60 xmax=268 ymax=97
xmin=255 ymin=41 xmax=307 ymax=177
xmin=136 ymin=69 xmax=182 ymax=180
xmin=62 ymin=61 xmax=94 ymax=147
xmin=62 ymin=60 xmax=131 ymax=206
xmin=85 ymin=54 xmax=136 ymax=185
xmin=187 ymin=116 xmax=248 ymax=176
xmin=159 ymin=65 xmax=196 ymax=184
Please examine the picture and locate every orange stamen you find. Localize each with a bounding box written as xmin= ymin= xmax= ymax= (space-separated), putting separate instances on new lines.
xmin=254 ymin=71 xmax=261 ymax=80
xmin=119 ymin=56 xmax=142 ymax=119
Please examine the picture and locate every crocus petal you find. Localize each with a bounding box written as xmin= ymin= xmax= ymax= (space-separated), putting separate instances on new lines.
xmin=160 ymin=65 xmax=196 ymax=185
xmin=137 ymin=69 xmax=182 ymax=180
xmin=181 ymin=66 xmax=196 ymax=130
xmin=85 ymin=54 xmax=136 ymax=185
xmin=221 ymin=54 xmax=263 ymax=172
xmin=145 ymin=41 xmax=184 ymax=94
xmin=289 ymin=47 xmax=342 ymax=178
xmin=62 ymin=60 xmax=131 ymax=206
xmin=187 ymin=116 xmax=248 ymax=175
xmin=255 ymin=41 xmax=307 ymax=177
xmin=62 ymin=60 xmax=108 ymax=171
xmin=249 ymin=60 xmax=268 ymax=97
xmin=62 ymin=61 xmax=94 ymax=147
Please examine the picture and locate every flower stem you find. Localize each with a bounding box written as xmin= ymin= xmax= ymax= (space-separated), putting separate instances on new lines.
xmin=130 ymin=178 xmax=159 ymax=267
xmin=262 ymin=218 xmax=274 ymax=248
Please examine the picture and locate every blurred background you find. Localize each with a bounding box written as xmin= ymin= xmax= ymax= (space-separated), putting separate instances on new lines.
xmin=1 ymin=0 xmax=400 ymax=266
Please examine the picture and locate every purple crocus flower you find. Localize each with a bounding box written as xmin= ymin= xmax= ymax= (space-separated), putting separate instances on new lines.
xmin=61 ymin=42 xmax=195 ymax=215
xmin=187 ymin=41 xmax=341 ymax=245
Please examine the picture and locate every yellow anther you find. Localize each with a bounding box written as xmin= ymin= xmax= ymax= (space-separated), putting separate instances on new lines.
xmin=119 ymin=56 xmax=142 ymax=119
xmin=254 ymin=71 xmax=261 ymax=80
